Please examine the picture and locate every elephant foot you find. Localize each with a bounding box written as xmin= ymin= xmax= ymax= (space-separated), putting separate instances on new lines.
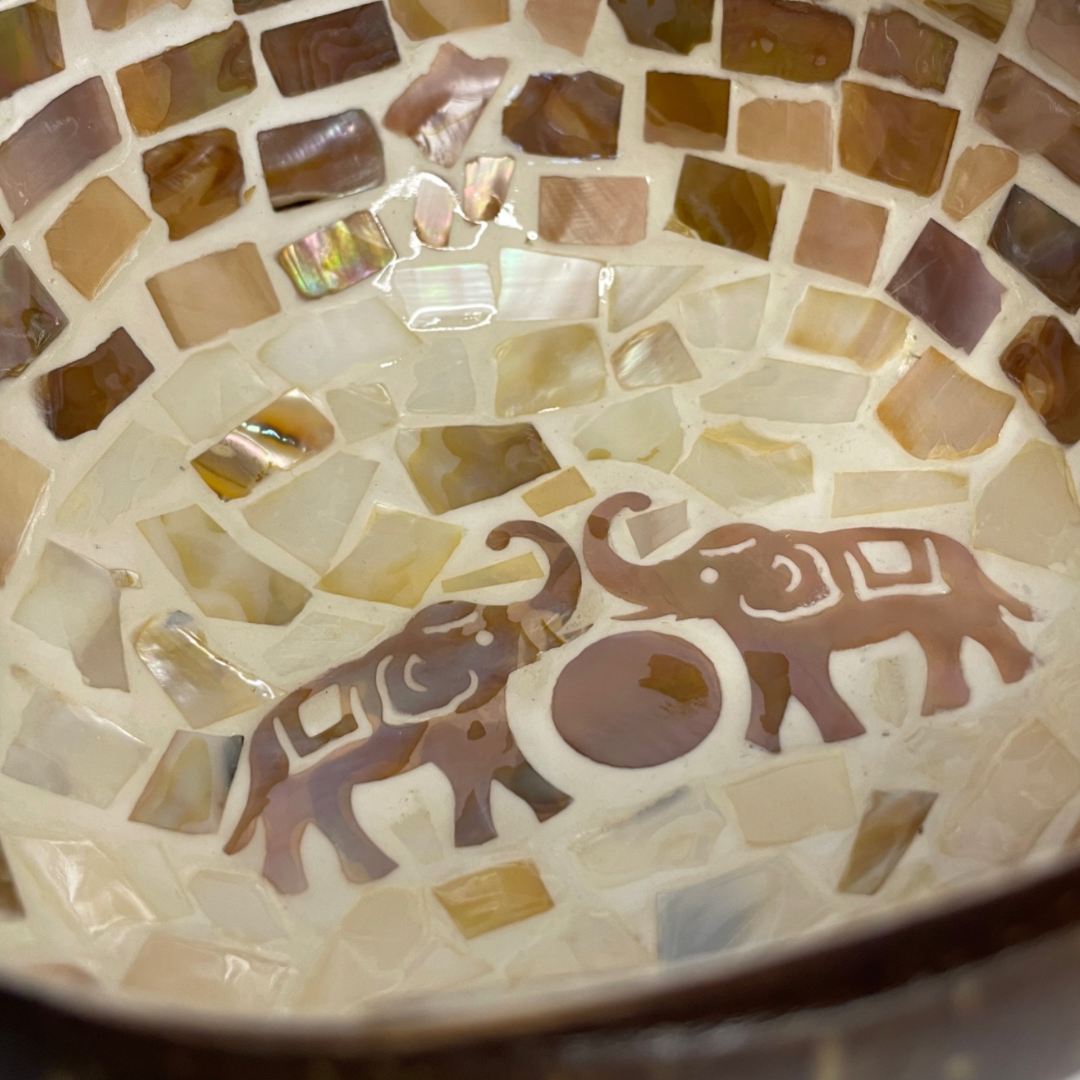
xmin=819 ymin=715 xmax=867 ymax=743
xmin=744 ymin=717 xmax=782 ymax=753
xmin=495 ymin=760 xmax=572 ymax=822
xmin=453 ymin=787 xmax=499 ymax=847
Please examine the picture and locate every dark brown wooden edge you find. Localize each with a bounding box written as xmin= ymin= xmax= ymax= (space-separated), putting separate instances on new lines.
xmin=1 ymin=849 xmax=1080 ymax=1078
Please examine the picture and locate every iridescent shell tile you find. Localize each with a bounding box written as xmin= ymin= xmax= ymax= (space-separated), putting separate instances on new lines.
xmin=279 ymin=212 xmax=395 ymax=300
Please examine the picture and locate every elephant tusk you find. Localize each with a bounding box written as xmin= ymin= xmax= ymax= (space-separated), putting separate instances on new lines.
xmin=740 ymin=544 xmax=842 ymax=622
xmin=699 ymin=538 xmax=757 ymax=557
xmin=772 ymin=554 xmax=802 ymax=593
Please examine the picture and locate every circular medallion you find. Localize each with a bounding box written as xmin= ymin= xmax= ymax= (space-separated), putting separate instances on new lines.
xmin=551 ymin=631 xmax=722 ymax=768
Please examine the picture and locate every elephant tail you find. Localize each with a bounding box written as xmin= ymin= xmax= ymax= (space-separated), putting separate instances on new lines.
xmin=488 ymin=520 xmax=582 ymax=638
xmin=224 ymin=713 xmax=289 ymax=856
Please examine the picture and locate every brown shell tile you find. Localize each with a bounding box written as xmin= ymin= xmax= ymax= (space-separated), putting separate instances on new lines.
xmin=607 ymin=0 xmax=715 ymax=54
xmin=921 ymin=0 xmax=1010 ymax=41
xmin=1000 ymin=316 xmax=1080 ymax=445
xmin=503 ymin=71 xmax=623 ymax=159
xmin=383 ymin=44 xmax=508 ymax=168
xmin=976 ymin=56 xmax=1080 ymax=189
xmin=721 ymin=0 xmax=854 ymax=83
xmin=146 ymin=244 xmax=281 ymax=350
xmin=0 ymin=0 xmax=64 ymax=101
xmin=838 ymin=81 xmax=958 ymax=196
xmin=37 ymin=328 xmax=154 ymax=440
xmin=117 ymin=23 xmax=256 ymax=137
xmin=0 ymin=441 xmax=50 ymax=586
xmin=0 ymin=249 xmax=67 ymax=379
xmin=736 ymin=98 xmax=832 ymax=171
xmin=1027 ymin=0 xmax=1080 ymax=83
xmin=397 ymin=422 xmax=559 ymax=513
xmin=0 ymin=841 xmax=23 ymax=918
xmin=44 ymin=177 xmax=150 ymax=300
xmin=989 ymin=186 xmax=1080 ymax=315
xmin=644 ymin=71 xmax=729 ymax=151
xmin=525 ymin=0 xmax=601 ymax=55
xmin=258 ymin=111 xmax=384 ymax=211
xmin=260 ymin=3 xmax=399 ymax=98
xmin=142 ymin=128 xmax=245 ymax=241
xmin=667 ymin=154 xmax=782 ymax=260
xmin=388 ymin=0 xmax=508 ymax=40
xmin=794 ymin=189 xmax=888 ymax=287
xmin=887 ymin=220 xmax=1004 ymax=352
xmin=538 ymin=176 xmax=648 ymax=245
xmin=876 ymin=347 xmax=1013 ymax=459
xmin=941 ymin=144 xmax=1018 ymax=222
xmin=87 ymin=0 xmax=191 ymax=30
xmin=0 ymin=78 xmax=121 ymax=220
xmin=838 ymin=790 xmax=938 ymax=895
xmin=857 ymin=8 xmax=956 ymax=93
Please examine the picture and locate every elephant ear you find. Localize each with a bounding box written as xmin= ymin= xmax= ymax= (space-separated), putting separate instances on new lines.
xmin=734 ymin=535 xmax=836 ymax=615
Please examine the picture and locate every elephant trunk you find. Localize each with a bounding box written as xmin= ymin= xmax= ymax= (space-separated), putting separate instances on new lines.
xmin=488 ymin=520 xmax=582 ymax=639
xmin=583 ymin=493 xmax=668 ymax=616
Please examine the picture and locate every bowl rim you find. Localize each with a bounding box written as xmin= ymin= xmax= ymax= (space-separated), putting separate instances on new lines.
xmin=3 ymin=845 xmax=1079 ymax=1056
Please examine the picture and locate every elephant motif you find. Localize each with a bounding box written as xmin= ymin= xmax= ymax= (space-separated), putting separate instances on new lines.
xmin=225 ymin=520 xmax=580 ymax=895
xmin=584 ymin=493 xmax=1036 ymax=753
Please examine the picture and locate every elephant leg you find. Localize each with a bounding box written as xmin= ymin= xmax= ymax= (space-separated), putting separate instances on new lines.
xmin=787 ymin=655 xmax=866 ymax=743
xmin=917 ymin=633 xmax=970 ymax=715
xmin=494 ymin=756 xmax=573 ymax=821
xmin=743 ymin=651 xmax=792 ymax=753
xmin=313 ymin=788 xmax=399 ymax=885
xmin=972 ymin=619 xmax=1034 ymax=685
xmin=452 ymin=780 xmax=499 ymax=847
xmin=259 ymin=784 xmax=316 ymax=896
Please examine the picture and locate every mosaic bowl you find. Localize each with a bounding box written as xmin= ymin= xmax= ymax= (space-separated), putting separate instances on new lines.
xmin=1 ymin=0 xmax=1080 ymax=1057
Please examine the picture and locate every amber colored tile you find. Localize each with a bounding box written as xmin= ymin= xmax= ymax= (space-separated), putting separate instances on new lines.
xmin=921 ymin=0 xmax=1010 ymax=42
xmin=0 ymin=249 xmax=67 ymax=380
xmin=838 ymin=81 xmax=958 ymax=196
xmin=37 ymin=328 xmax=154 ymax=441
xmin=389 ymin=0 xmax=508 ymax=39
xmin=525 ymin=0 xmax=601 ymax=55
xmin=258 ymin=111 xmax=384 ymax=212
xmin=990 ymin=186 xmax=1080 ymax=315
xmin=608 ymin=0 xmax=715 ymax=54
xmin=45 ymin=177 xmax=150 ymax=300
xmin=877 ymin=347 xmax=1014 ymax=460
xmin=668 ymin=155 xmax=782 ymax=260
xmin=976 ymin=57 xmax=1080 ymax=189
xmin=117 ymin=23 xmax=256 ymax=137
xmin=1027 ymin=0 xmax=1080 ymax=82
xmin=261 ymin=4 xmax=399 ymax=97
xmin=794 ymin=189 xmax=888 ymax=287
xmin=142 ymin=129 xmax=245 ymax=241
xmin=941 ymin=144 xmax=1018 ymax=221
xmin=538 ymin=177 xmax=648 ymax=246
xmin=521 ymin=467 xmax=595 ymax=516
xmin=146 ymin=244 xmax=281 ymax=350
xmin=644 ymin=72 xmax=729 ymax=151
xmin=503 ymin=72 xmax=623 ymax=159
xmin=858 ymin=9 xmax=956 ymax=93
xmin=0 ymin=78 xmax=121 ymax=221
xmin=0 ymin=1 xmax=64 ymax=101
xmin=86 ymin=0 xmax=191 ymax=30
xmin=1000 ymin=316 xmax=1080 ymax=445
xmin=433 ymin=860 xmax=554 ymax=939
xmin=736 ymin=98 xmax=832 ymax=171
xmin=0 ymin=441 xmax=50 ymax=585
xmin=383 ymin=44 xmax=508 ymax=168
xmin=721 ymin=0 xmax=854 ymax=83
xmin=887 ymin=219 xmax=1004 ymax=352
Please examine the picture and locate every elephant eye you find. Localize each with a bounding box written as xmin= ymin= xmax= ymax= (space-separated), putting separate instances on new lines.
xmin=700 ymin=567 xmax=719 ymax=584
xmin=476 ymin=630 xmax=494 ymax=646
